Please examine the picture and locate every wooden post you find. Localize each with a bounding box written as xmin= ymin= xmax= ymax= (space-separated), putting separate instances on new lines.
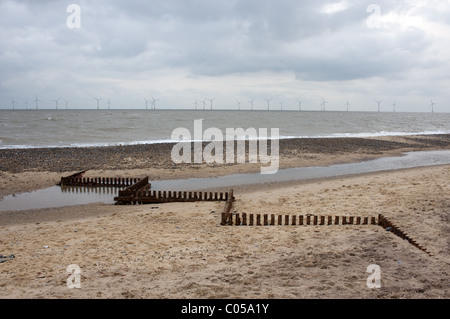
xmin=264 ymin=214 xmax=268 ymax=226
xmin=299 ymin=215 xmax=304 ymax=226
xmin=356 ymin=217 xmax=361 ymax=225
xmin=335 ymin=216 xmax=340 ymax=225
xmin=327 ymin=216 xmax=332 ymax=225
xmin=363 ymin=217 xmax=368 ymax=225
xmin=256 ymin=214 xmax=261 ymax=226
xmin=342 ymin=216 xmax=347 ymax=225
xmin=320 ymin=216 xmax=325 ymax=225
xmin=249 ymin=214 xmax=254 ymax=226
xmin=242 ymin=213 xmax=247 ymax=226
xmin=271 ymin=214 xmax=275 ymax=226
xmin=285 ymin=215 xmax=289 ymax=226
xmin=349 ymin=216 xmax=354 ymax=225
xmin=370 ymin=217 xmax=376 ymax=225
xmin=313 ymin=215 xmax=318 ymax=225
xmin=292 ymin=215 xmax=296 ymax=226
xmin=236 ymin=213 xmax=241 ymax=226
xmin=307 ymin=215 xmax=311 ymax=225
xmin=278 ymin=215 xmax=282 ymax=226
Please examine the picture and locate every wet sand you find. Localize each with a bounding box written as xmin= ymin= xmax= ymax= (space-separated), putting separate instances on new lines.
xmin=0 ymin=135 xmax=449 ymax=299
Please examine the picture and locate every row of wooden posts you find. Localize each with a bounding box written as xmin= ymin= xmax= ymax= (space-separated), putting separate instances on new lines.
xmin=114 ymin=189 xmax=233 ymax=205
xmin=59 ymin=170 xmax=141 ymax=187
xmin=221 ymin=211 xmax=432 ymax=257
xmin=378 ymin=214 xmax=433 ymax=256
xmin=59 ymin=171 xmax=235 ymax=206
xmin=221 ymin=213 xmax=378 ymax=226
xmin=113 ymin=176 xmax=234 ymax=205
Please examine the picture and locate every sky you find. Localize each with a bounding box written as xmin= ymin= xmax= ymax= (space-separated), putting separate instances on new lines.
xmin=0 ymin=0 xmax=449 ymax=112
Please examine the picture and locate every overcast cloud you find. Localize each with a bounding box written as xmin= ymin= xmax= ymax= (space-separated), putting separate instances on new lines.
xmin=1 ymin=0 xmax=449 ymax=112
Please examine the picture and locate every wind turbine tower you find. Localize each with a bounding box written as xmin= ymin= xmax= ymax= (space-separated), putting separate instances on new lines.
xmin=25 ymin=98 xmax=29 ymax=110
xmin=249 ymin=98 xmax=255 ymax=111
xmin=430 ymin=100 xmax=436 ymax=113
xmin=11 ymin=98 xmax=16 ymax=110
xmin=144 ymin=98 xmax=151 ymax=110
xmin=151 ymin=96 xmax=159 ymax=110
xmin=201 ymin=99 xmax=206 ymax=110
xmin=297 ymin=99 xmax=303 ymax=111
xmin=392 ymin=100 xmax=396 ymax=112
xmin=53 ymin=98 xmax=60 ymax=110
xmin=236 ymin=99 xmax=241 ymax=110
xmin=345 ymin=99 xmax=350 ymax=112
xmin=94 ymin=97 xmax=102 ymax=110
xmin=64 ymin=99 xmax=70 ymax=110
xmin=107 ymin=99 xmax=112 ymax=110
xmin=376 ymin=100 xmax=383 ymax=112
xmin=264 ymin=98 xmax=272 ymax=111
xmin=193 ymin=100 xmax=198 ymax=110
xmin=321 ymin=98 xmax=327 ymax=111
xmin=279 ymin=101 xmax=284 ymax=111
xmin=34 ymin=95 xmax=41 ymax=110
xmin=207 ymin=97 xmax=215 ymax=110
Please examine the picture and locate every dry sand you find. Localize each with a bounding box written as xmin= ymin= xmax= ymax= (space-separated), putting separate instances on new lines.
xmin=0 ymin=135 xmax=449 ymax=299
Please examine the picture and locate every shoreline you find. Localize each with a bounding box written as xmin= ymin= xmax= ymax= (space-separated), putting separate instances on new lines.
xmin=0 ymin=134 xmax=449 ymax=299
xmin=1 ymin=134 xmax=449 ymax=173
xmin=1 ymin=134 xmax=449 ymax=200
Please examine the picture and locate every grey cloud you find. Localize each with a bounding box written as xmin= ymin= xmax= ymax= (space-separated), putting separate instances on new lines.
xmin=0 ymin=0 xmax=449 ymax=110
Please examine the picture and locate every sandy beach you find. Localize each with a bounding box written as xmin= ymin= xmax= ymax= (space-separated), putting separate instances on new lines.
xmin=0 ymin=134 xmax=449 ymax=299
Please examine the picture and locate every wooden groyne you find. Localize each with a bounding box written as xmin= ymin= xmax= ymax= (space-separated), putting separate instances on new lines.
xmin=222 ymin=213 xmax=378 ymax=227
xmin=59 ymin=170 xmax=141 ymax=187
xmin=114 ymin=187 xmax=234 ymax=206
xmin=378 ymin=214 xmax=433 ymax=256
xmin=221 ymin=211 xmax=433 ymax=257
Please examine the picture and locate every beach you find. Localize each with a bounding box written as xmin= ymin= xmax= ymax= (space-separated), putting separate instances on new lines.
xmin=0 ymin=134 xmax=449 ymax=299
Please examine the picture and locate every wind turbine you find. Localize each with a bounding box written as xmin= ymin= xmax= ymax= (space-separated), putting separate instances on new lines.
xmin=236 ymin=99 xmax=241 ymax=110
xmin=279 ymin=101 xmax=284 ymax=111
xmin=151 ymin=96 xmax=159 ymax=110
xmin=430 ymin=100 xmax=436 ymax=113
xmin=11 ymin=98 xmax=16 ymax=110
xmin=201 ymin=99 xmax=206 ymax=110
xmin=64 ymin=99 xmax=70 ymax=110
xmin=94 ymin=97 xmax=102 ymax=110
xmin=392 ymin=100 xmax=396 ymax=112
xmin=264 ymin=98 xmax=272 ymax=111
xmin=249 ymin=98 xmax=255 ymax=111
xmin=53 ymin=98 xmax=60 ymax=110
xmin=297 ymin=99 xmax=303 ymax=111
xmin=107 ymin=99 xmax=112 ymax=110
xmin=345 ymin=99 xmax=350 ymax=112
xmin=375 ymin=100 xmax=383 ymax=112
xmin=207 ymin=97 xmax=215 ymax=110
xmin=193 ymin=100 xmax=198 ymax=110
xmin=25 ymin=98 xmax=29 ymax=110
xmin=34 ymin=95 xmax=41 ymax=110
xmin=321 ymin=97 xmax=327 ymax=111
xmin=144 ymin=98 xmax=151 ymax=110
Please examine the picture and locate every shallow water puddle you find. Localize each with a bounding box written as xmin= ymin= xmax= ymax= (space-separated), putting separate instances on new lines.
xmin=151 ymin=150 xmax=450 ymax=190
xmin=1 ymin=150 xmax=449 ymax=212
xmin=0 ymin=186 xmax=122 ymax=211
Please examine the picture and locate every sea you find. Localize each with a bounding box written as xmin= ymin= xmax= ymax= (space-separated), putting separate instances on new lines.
xmin=1 ymin=109 xmax=450 ymax=149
